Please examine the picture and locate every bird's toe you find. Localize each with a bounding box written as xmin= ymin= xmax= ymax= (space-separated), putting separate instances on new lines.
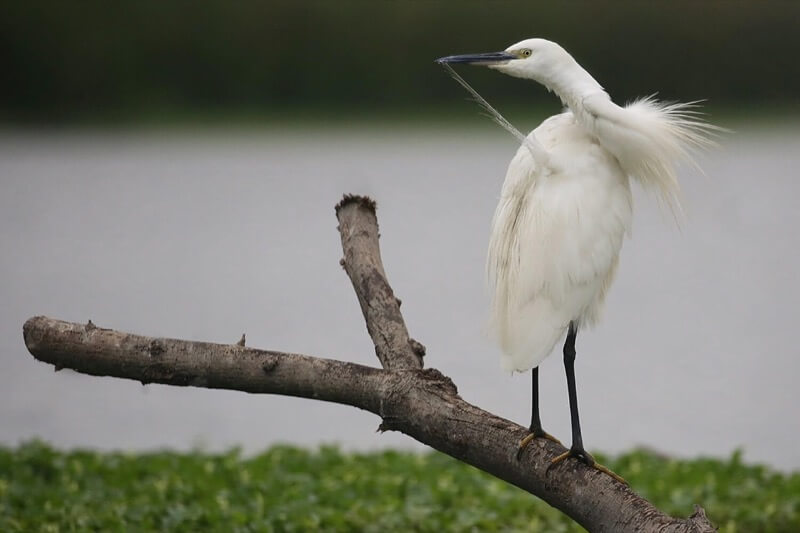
xmin=516 ymin=429 xmax=562 ymax=460
xmin=548 ymin=447 xmax=627 ymax=484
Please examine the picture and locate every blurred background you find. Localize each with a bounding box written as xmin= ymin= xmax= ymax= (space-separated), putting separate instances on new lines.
xmin=2 ymin=1 xmax=799 ymax=470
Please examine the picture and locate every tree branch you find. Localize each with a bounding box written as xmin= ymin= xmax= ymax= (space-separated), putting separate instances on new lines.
xmin=23 ymin=316 xmax=386 ymax=413
xmin=21 ymin=194 xmax=715 ymax=533
xmin=336 ymin=194 xmax=424 ymax=370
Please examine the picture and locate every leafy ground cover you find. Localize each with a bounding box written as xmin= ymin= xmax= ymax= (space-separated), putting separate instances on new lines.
xmin=1 ymin=442 xmax=797 ymax=532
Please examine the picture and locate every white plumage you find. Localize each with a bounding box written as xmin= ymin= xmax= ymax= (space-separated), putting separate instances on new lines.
xmin=439 ymin=38 xmax=716 ymax=372
xmin=488 ymin=112 xmax=632 ymax=371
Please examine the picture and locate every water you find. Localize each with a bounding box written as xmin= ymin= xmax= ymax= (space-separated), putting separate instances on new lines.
xmin=1 ymin=126 xmax=798 ymax=470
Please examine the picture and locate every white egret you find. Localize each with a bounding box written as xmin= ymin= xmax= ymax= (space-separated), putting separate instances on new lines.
xmin=437 ymin=38 xmax=716 ymax=481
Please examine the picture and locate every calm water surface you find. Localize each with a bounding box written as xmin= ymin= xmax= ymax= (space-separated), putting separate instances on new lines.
xmin=1 ymin=126 xmax=798 ymax=469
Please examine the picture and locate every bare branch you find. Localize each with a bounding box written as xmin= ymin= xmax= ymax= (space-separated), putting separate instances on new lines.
xmin=22 ymin=315 xmax=713 ymax=533
xmin=381 ymin=377 xmax=714 ymax=533
xmin=335 ymin=194 xmax=423 ymax=369
xmin=23 ymin=316 xmax=385 ymax=413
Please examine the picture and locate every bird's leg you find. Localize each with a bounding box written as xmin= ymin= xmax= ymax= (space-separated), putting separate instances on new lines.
xmin=517 ymin=367 xmax=561 ymax=459
xmin=549 ymin=323 xmax=627 ymax=484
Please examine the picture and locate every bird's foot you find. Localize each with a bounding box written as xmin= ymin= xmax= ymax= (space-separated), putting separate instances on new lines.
xmin=549 ymin=447 xmax=627 ymax=484
xmin=516 ymin=428 xmax=562 ymax=460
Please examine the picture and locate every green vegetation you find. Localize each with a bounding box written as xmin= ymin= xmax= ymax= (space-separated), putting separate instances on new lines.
xmin=1 ymin=442 xmax=798 ymax=532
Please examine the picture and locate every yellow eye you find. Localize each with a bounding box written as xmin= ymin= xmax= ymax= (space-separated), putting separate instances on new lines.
xmin=520 ymin=49 xmax=532 ymax=58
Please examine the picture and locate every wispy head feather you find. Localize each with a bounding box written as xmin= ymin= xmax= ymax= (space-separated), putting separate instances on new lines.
xmin=441 ymin=64 xmax=550 ymax=167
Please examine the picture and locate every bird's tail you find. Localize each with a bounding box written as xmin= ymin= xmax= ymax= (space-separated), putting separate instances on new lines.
xmin=583 ymin=95 xmax=722 ymax=216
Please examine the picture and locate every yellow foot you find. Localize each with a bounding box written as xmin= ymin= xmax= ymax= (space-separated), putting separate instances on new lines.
xmin=516 ymin=430 xmax=563 ymax=460
xmin=549 ymin=448 xmax=627 ymax=485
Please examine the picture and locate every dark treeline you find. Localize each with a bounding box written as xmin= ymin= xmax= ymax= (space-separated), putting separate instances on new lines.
xmin=2 ymin=1 xmax=798 ymax=123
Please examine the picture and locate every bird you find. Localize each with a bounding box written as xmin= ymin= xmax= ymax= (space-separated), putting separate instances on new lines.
xmin=436 ymin=38 xmax=716 ymax=482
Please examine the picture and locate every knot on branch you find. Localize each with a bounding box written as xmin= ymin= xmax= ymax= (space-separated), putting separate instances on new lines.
xmin=418 ymin=368 xmax=458 ymax=396
xmin=409 ymin=338 xmax=426 ymax=357
xmin=377 ymin=417 xmax=401 ymax=433
xmin=376 ymin=368 xmax=458 ymax=435
xmin=262 ymin=356 xmax=279 ymax=373
xmin=686 ymin=505 xmax=716 ymax=532
xmin=148 ymin=340 xmax=165 ymax=357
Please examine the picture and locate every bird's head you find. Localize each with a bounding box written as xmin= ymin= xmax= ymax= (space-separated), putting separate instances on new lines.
xmin=436 ymin=38 xmax=576 ymax=85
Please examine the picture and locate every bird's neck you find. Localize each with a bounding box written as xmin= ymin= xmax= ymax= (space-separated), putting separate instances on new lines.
xmin=542 ymin=61 xmax=607 ymax=114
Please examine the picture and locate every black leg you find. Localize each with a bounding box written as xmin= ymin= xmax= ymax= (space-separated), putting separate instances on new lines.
xmin=563 ymin=323 xmax=586 ymax=455
xmin=530 ymin=366 xmax=543 ymax=435
xmin=550 ymin=322 xmax=626 ymax=484
xmin=517 ymin=367 xmax=561 ymax=459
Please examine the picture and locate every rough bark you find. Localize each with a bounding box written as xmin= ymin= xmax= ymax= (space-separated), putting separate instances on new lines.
xmin=23 ymin=316 xmax=385 ymax=413
xmin=22 ymin=194 xmax=716 ymax=533
xmin=336 ymin=195 xmax=424 ymax=370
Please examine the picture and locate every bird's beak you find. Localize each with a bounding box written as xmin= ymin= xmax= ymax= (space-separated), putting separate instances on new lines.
xmin=435 ymin=51 xmax=517 ymax=66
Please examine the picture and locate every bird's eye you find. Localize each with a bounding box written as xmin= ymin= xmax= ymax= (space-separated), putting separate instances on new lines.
xmin=520 ymin=49 xmax=532 ymax=58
